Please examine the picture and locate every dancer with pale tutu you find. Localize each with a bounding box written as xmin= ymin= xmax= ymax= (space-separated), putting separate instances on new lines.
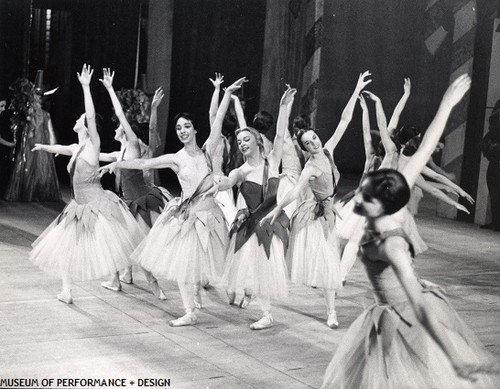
xmin=97 ymin=68 xmax=172 ymax=299
xmin=262 ymin=71 xmax=372 ymax=329
xmin=30 ymin=64 xmax=144 ymax=304
xmin=205 ymin=85 xmax=297 ymax=330
xmin=322 ymin=74 xmax=500 ymax=389
xmin=99 ymin=77 xmax=247 ymax=327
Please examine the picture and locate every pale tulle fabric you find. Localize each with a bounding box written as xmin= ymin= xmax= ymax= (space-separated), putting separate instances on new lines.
xmin=221 ymin=235 xmax=289 ymax=298
xmin=289 ymin=203 xmax=342 ymax=290
xmin=322 ymin=292 xmax=500 ymax=389
xmin=215 ymin=189 xmax=238 ymax=226
xmin=132 ymin=196 xmax=228 ymax=285
xmin=30 ymin=193 xmax=144 ymax=282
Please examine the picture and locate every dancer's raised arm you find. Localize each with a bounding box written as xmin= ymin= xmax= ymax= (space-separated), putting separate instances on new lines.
xmin=208 ymin=72 xmax=224 ymax=127
xmin=324 ymin=71 xmax=371 ymax=154
xmin=77 ymin=64 xmax=99 ymax=147
xmin=205 ymin=77 xmax=247 ymax=156
xmin=268 ymin=85 xmax=297 ymax=168
xmin=387 ymin=78 xmax=411 ymax=136
xmin=148 ymin=87 xmax=164 ymax=156
xmin=231 ymin=94 xmax=247 ymax=129
xmin=401 ymin=74 xmax=471 ymax=189
xmin=358 ymin=94 xmax=377 ymax=173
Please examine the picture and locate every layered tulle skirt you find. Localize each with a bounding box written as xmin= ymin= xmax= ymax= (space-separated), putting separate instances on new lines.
xmin=322 ymin=285 xmax=500 ymax=389
xmin=221 ymin=235 xmax=289 ymax=298
xmin=132 ymin=196 xmax=228 ymax=284
xmin=30 ymin=191 xmax=144 ymax=281
xmin=289 ymin=199 xmax=342 ymax=290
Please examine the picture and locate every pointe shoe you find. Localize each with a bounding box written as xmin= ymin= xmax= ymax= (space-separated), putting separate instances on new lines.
xmin=57 ymin=291 xmax=73 ymax=304
xmin=200 ymin=280 xmax=210 ymax=289
xmin=327 ymin=311 xmax=339 ymax=329
xmin=101 ymin=280 xmax=122 ymax=292
xmin=194 ymin=293 xmax=202 ymax=309
xmin=239 ymin=295 xmax=252 ymax=309
xmin=119 ymin=273 xmax=133 ymax=284
xmin=169 ymin=312 xmax=197 ymax=327
xmin=250 ymin=313 xmax=273 ymax=330
xmin=149 ymin=280 xmax=167 ymax=300
xmin=226 ymin=291 xmax=236 ymax=305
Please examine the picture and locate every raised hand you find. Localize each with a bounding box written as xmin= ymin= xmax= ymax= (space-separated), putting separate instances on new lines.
xmin=456 ymin=203 xmax=470 ymax=215
xmin=98 ymin=162 xmax=118 ymax=177
xmin=77 ymin=64 xmax=94 ymax=86
xmin=209 ymin=72 xmax=224 ymax=89
xmin=459 ymin=189 xmax=475 ymax=205
xmin=226 ymin=77 xmax=248 ymax=94
xmin=403 ymin=78 xmax=411 ymax=95
xmin=280 ymin=84 xmax=297 ymax=107
xmin=442 ymin=74 xmax=471 ymax=108
xmin=152 ymin=87 xmax=164 ymax=109
xmin=355 ymin=71 xmax=372 ymax=92
xmin=32 ymin=143 xmax=44 ymax=152
xmin=99 ymin=68 xmax=115 ymax=89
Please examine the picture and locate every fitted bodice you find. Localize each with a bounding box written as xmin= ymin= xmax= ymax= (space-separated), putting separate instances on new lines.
xmin=360 ymin=228 xmax=416 ymax=305
xmin=177 ymin=153 xmax=210 ymax=199
xmin=309 ymin=171 xmax=336 ymax=201
xmin=120 ymin=169 xmax=151 ymax=201
xmin=70 ymin=157 xmax=105 ymax=204
xmin=239 ymin=177 xmax=279 ymax=211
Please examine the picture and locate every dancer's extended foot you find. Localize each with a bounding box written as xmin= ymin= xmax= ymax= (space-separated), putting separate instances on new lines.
xmin=169 ymin=312 xmax=197 ymax=327
xmin=101 ymin=280 xmax=122 ymax=292
xmin=194 ymin=293 xmax=202 ymax=309
xmin=119 ymin=272 xmax=133 ymax=284
xmin=226 ymin=290 xmax=236 ymax=305
xmin=327 ymin=311 xmax=339 ymax=329
xmin=250 ymin=313 xmax=273 ymax=330
xmin=57 ymin=291 xmax=73 ymax=304
xmin=149 ymin=280 xmax=167 ymax=300
xmin=201 ymin=280 xmax=210 ymax=289
xmin=239 ymin=295 xmax=252 ymax=309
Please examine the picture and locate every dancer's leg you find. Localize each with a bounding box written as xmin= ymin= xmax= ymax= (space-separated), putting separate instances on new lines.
xmin=250 ymin=295 xmax=273 ymax=330
xmin=169 ymin=281 xmax=197 ymax=327
xmin=58 ymin=273 xmax=73 ymax=304
xmin=142 ymin=268 xmax=167 ymax=300
xmin=119 ymin=266 xmax=133 ymax=284
xmin=324 ymin=288 xmax=338 ymax=328
xmin=193 ymin=282 xmax=202 ymax=308
xmin=101 ymin=272 xmax=122 ymax=292
xmin=239 ymin=288 xmax=253 ymax=308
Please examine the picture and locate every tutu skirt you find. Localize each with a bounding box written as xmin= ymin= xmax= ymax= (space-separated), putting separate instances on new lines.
xmin=289 ymin=200 xmax=342 ymax=290
xmin=221 ymin=234 xmax=289 ymax=299
xmin=132 ymin=196 xmax=227 ymax=284
xmin=322 ymin=287 xmax=500 ymax=389
xmin=30 ymin=191 xmax=144 ymax=282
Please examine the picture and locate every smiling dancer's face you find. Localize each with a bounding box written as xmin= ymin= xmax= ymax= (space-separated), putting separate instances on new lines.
xmin=300 ymin=130 xmax=323 ymax=154
xmin=176 ymin=117 xmax=196 ymax=144
xmin=237 ymin=130 xmax=259 ymax=156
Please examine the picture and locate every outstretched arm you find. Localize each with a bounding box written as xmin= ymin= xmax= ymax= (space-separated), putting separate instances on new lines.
xmin=325 ymin=71 xmax=372 ymax=154
xmin=77 ymin=64 xmax=99 ymax=147
xmin=268 ymin=85 xmax=297 ymax=168
xmin=148 ymin=87 xmax=164 ymax=156
xmin=402 ymin=75 xmax=471 ymax=189
xmin=231 ymin=94 xmax=247 ymax=129
xmin=415 ymin=174 xmax=470 ymax=214
xmin=205 ymin=77 xmax=247 ymax=155
xmin=99 ymin=151 xmax=120 ymax=163
xmin=32 ymin=143 xmax=77 ymax=156
xmin=358 ymin=94 xmax=376 ymax=173
xmin=364 ymin=90 xmax=397 ymax=156
xmin=203 ymin=167 xmax=244 ymax=198
xmin=99 ymin=152 xmax=178 ymax=177
xmin=47 ymin=115 xmax=57 ymax=145
xmin=208 ymin=73 xmax=224 ymax=127
xmin=387 ymin=78 xmax=411 ymax=136
xmin=0 ymin=136 xmax=14 ymax=147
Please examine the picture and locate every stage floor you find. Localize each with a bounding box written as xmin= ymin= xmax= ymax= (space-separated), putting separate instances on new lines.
xmin=1 ymin=192 xmax=500 ymax=388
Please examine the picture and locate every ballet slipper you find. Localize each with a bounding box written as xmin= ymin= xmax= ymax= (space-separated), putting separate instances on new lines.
xmin=327 ymin=311 xmax=339 ymax=329
xmin=239 ymin=294 xmax=252 ymax=309
xmin=101 ymin=280 xmax=122 ymax=292
xmin=169 ymin=312 xmax=197 ymax=327
xmin=149 ymin=280 xmax=167 ymax=300
xmin=119 ymin=272 xmax=133 ymax=285
xmin=57 ymin=291 xmax=73 ymax=304
xmin=226 ymin=290 xmax=236 ymax=305
xmin=250 ymin=313 xmax=273 ymax=330
xmin=200 ymin=280 xmax=210 ymax=289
